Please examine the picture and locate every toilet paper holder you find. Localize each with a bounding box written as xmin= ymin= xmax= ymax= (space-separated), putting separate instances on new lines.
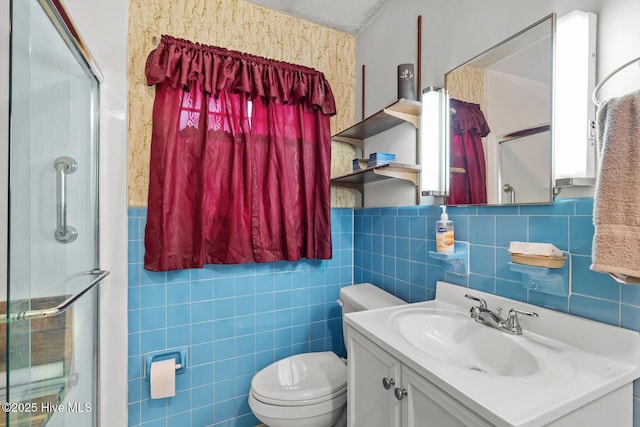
xmin=144 ymin=348 xmax=187 ymax=380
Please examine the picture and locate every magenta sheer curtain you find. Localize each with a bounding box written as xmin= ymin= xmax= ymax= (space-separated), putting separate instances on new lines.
xmin=447 ymin=98 xmax=490 ymax=205
xmin=143 ymin=35 xmax=335 ymax=271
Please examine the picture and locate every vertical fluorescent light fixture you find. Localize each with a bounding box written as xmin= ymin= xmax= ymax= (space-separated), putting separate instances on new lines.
xmin=554 ymin=10 xmax=597 ymax=182
xmin=420 ymin=87 xmax=450 ymax=197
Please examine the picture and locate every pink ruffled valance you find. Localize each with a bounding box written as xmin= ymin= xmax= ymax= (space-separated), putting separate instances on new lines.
xmin=145 ymin=34 xmax=336 ymax=115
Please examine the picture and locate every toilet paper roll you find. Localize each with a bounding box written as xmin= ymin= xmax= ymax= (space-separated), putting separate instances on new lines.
xmin=150 ymin=359 xmax=176 ymax=399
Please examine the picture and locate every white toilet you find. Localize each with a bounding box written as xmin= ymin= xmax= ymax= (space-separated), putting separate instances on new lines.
xmin=248 ymin=283 xmax=407 ymax=427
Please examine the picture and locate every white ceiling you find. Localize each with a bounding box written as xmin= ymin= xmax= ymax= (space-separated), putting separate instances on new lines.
xmin=243 ymin=0 xmax=387 ymax=35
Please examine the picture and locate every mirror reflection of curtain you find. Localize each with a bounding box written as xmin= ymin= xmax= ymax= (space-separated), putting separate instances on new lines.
xmin=447 ymin=99 xmax=490 ymax=205
xmin=143 ymin=35 xmax=336 ymax=271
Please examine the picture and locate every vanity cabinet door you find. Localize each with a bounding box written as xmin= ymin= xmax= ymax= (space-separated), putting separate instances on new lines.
xmin=347 ymin=329 xmax=402 ymax=427
xmin=401 ymin=365 xmax=492 ymax=427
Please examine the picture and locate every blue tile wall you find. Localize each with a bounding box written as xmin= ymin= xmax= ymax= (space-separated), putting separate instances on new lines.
xmin=128 ymin=207 xmax=353 ymax=427
xmin=129 ymin=198 xmax=640 ymax=426
xmin=353 ymin=198 xmax=640 ymax=423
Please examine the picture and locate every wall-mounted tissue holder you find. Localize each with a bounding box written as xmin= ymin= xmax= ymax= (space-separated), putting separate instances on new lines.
xmin=428 ymin=242 xmax=469 ymax=276
xmin=144 ymin=348 xmax=187 ymax=380
xmin=508 ymin=255 xmax=570 ymax=297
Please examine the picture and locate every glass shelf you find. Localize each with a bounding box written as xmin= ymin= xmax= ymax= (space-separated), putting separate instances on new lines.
xmin=331 ymin=99 xmax=421 ymax=150
xmin=330 ymin=162 xmax=420 ymax=193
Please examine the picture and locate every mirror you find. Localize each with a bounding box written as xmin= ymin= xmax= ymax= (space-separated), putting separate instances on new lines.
xmin=445 ymin=15 xmax=554 ymax=205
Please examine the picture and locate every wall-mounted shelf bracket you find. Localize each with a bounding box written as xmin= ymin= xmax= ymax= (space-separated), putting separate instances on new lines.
xmin=373 ymin=166 xmax=419 ymax=186
xmin=383 ymin=100 xmax=420 ymax=128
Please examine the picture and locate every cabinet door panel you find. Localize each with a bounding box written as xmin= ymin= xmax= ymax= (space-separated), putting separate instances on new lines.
xmin=348 ymin=329 xmax=402 ymax=427
xmin=402 ymin=366 xmax=492 ymax=427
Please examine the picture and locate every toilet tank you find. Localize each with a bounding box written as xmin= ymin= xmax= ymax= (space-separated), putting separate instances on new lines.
xmin=339 ymin=283 xmax=407 ymax=315
xmin=339 ymin=284 xmax=407 ymax=351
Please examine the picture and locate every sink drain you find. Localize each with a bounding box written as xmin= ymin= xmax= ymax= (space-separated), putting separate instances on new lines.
xmin=466 ymin=365 xmax=487 ymax=373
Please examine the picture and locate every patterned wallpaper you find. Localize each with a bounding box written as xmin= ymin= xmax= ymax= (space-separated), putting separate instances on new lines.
xmin=445 ymin=64 xmax=488 ymax=162
xmin=445 ymin=64 xmax=485 ymax=111
xmin=127 ymin=0 xmax=357 ymax=208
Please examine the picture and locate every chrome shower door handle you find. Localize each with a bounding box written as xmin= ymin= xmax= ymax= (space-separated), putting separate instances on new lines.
xmin=54 ymin=156 xmax=78 ymax=243
xmin=503 ymin=183 xmax=515 ymax=204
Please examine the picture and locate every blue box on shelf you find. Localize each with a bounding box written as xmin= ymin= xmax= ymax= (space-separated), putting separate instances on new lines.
xmin=367 ymin=152 xmax=396 ymax=168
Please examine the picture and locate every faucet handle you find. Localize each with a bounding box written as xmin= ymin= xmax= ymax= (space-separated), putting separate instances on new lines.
xmin=508 ymin=308 xmax=538 ymax=318
xmin=464 ymin=294 xmax=487 ymax=308
xmin=505 ymin=308 xmax=539 ymax=335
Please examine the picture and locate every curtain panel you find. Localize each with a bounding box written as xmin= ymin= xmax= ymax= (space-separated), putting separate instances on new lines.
xmin=143 ymin=35 xmax=335 ymax=271
xmin=447 ymin=98 xmax=490 ymax=205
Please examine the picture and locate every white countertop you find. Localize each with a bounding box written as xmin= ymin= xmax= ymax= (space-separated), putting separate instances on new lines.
xmin=344 ymin=281 xmax=640 ymax=427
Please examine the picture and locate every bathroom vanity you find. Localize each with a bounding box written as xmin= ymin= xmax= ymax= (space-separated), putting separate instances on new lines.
xmin=344 ymin=281 xmax=640 ymax=426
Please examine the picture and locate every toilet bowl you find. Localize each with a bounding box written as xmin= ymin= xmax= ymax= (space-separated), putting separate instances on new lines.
xmin=249 ymin=351 xmax=347 ymax=427
xmin=249 ymin=283 xmax=406 ymax=427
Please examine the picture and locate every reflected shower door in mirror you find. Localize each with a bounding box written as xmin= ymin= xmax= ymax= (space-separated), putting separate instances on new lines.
xmin=445 ymin=15 xmax=554 ymax=205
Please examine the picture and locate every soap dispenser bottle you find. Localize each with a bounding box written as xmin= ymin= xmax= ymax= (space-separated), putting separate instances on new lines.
xmin=436 ymin=205 xmax=454 ymax=254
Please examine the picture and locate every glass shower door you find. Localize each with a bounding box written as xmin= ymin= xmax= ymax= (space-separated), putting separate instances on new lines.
xmin=498 ymin=129 xmax=552 ymax=205
xmin=4 ymin=0 xmax=105 ymax=426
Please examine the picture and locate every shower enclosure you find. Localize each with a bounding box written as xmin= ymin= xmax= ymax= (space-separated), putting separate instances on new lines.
xmin=1 ymin=0 xmax=107 ymax=426
xmin=498 ymin=127 xmax=553 ymax=205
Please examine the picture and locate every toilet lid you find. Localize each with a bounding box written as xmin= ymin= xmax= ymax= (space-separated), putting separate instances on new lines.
xmin=251 ymin=351 xmax=347 ymax=406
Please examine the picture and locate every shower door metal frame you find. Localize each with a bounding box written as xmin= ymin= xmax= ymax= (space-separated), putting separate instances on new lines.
xmin=4 ymin=0 xmax=106 ymax=424
xmin=1 ymin=0 xmax=10 ymax=328
xmin=37 ymin=0 xmax=103 ymax=83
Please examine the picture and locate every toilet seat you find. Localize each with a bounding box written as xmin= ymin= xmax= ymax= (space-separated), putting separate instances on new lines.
xmin=249 ymin=389 xmax=347 ymax=418
xmin=250 ymin=351 xmax=347 ymax=406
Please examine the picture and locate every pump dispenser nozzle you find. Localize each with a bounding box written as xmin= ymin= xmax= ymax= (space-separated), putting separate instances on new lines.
xmin=440 ymin=205 xmax=448 ymax=221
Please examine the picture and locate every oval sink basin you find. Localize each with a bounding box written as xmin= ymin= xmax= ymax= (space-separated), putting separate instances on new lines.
xmin=390 ymin=309 xmax=541 ymax=377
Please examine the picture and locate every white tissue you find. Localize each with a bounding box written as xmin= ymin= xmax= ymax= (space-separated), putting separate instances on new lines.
xmin=150 ymin=358 xmax=176 ymax=399
xmin=509 ymin=241 xmax=563 ymax=257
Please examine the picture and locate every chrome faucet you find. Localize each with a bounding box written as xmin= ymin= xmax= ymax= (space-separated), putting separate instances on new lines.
xmin=464 ymin=294 xmax=538 ymax=335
